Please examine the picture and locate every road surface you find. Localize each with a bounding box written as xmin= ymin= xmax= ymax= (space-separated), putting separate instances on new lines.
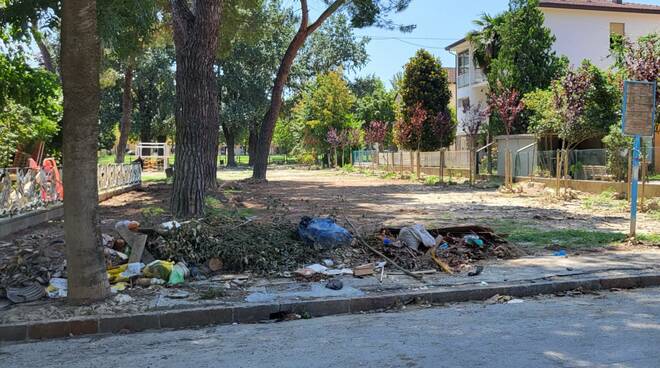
xmin=2 ymin=287 xmax=660 ymax=368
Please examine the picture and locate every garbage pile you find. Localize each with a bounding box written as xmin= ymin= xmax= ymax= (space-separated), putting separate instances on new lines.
xmin=377 ymin=224 xmax=523 ymax=273
xmin=156 ymin=214 xmax=319 ymax=275
xmin=0 ymin=219 xmax=193 ymax=304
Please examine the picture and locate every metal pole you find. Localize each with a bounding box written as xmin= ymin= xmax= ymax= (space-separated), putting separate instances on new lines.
xmin=629 ymin=135 xmax=641 ymax=237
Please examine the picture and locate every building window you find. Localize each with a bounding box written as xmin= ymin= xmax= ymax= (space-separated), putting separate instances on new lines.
xmin=610 ymin=22 xmax=625 ymax=49
xmin=457 ymin=51 xmax=469 ymax=76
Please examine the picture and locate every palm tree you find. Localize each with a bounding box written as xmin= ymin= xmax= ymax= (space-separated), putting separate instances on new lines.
xmin=466 ymin=13 xmax=504 ymax=74
xmin=61 ymin=0 xmax=111 ymax=303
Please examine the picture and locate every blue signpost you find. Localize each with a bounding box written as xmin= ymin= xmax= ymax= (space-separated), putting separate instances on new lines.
xmin=621 ymin=80 xmax=656 ymax=237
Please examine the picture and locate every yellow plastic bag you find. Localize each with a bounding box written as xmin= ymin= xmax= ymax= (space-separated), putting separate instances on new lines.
xmin=107 ymin=264 xmax=129 ymax=284
xmin=143 ymin=260 xmax=174 ymax=280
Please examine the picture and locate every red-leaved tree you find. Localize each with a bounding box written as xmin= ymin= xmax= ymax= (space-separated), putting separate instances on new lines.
xmin=326 ymin=127 xmax=341 ymax=167
xmin=488 ymin=82 xmax=524 ymax=187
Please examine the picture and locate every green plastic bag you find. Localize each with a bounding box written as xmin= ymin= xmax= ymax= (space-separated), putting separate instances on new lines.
xmin=168 ymin=262 xmax=189 ymax=285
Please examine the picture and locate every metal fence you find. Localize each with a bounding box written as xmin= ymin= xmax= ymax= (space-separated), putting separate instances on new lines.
xmin=0 ymin=163 xmax=141 ymax=218
xmin=353 ymin=150 xmax=473 ymax=170
xmin=515 ymin=147 xmax=655 ymax=181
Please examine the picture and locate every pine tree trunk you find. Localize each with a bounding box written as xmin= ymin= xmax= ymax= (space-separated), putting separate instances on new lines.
xmin=115 ymin=61 xmax=133 ymax=164
xmin=221 ymin=124 xmax=237 ymax=167
xmin=170 ymin=0 xmax=222 ymax=217
xmin=252 ymin=0 xmax=345 ymax=180
xmin=31 ymin=22 xmax=57 ymax=75
xmin=248 ymin=127 xmax=257 ymax=166
xmin=61 ymin=0 xmax=110 ymax=304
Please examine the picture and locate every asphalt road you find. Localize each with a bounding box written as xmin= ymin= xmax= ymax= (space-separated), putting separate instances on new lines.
xmin=2 ymin=287 xmax=660 ymax=368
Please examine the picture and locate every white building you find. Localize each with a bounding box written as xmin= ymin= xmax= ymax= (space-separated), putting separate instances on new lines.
xmin=446 ymin=0 xmax=660 ymax=149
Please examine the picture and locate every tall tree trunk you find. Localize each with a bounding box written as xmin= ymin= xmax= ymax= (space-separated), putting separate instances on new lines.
xmin=248 ymin=127 xmax=257 ymax=166
xmin=115 ymin=61 xmax=134 ymax=164
xmin=252 ymin=0 xmax=346 ymax=180
xmin=31 ymin=22 xmax=57 ymax=75
xmin=222 ymin=124 xmax=237 ymax=167
xmin=61 ymin=0 xmax=110 ymax=304
xmin=170 ymin=0 xmax=222 ymax=217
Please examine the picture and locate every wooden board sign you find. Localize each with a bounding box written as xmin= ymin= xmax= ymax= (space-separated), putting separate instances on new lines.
xmin=622 ymin=80 xmax=656 ymax=137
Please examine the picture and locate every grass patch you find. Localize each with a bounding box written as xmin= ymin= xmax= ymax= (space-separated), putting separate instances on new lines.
xmin=638 ymin=233 xmax=660 ymax=244
xmin=424 ymin=175 xmax=441 ymax=186
xmin=204 ymin=197 xmax=253 ymax=218
xmin=581 ymin=189 xmax=627 ymax=211
xmin=490 ymin=220 xmax=627 ymax=249
xmin=141 ymin=206 xmax=166 ymax=219
xmin=380 ymin=171 xmax=397 ymax=179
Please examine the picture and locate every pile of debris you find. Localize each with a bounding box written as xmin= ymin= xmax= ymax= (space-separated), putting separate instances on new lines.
xmin=156 ymin=215 xmax=319 ymax=275
xmin=375 ymin=224 xmax=522 ymax=274
xmin=0 ymin=237 xmax=66 ymax=301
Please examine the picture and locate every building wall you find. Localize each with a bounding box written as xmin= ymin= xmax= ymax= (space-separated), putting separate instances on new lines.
xmin=542 ymin=8 xmax=660 ymax=69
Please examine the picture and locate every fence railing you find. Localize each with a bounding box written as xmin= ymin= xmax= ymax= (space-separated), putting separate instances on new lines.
xmin=0 ymin=163 xmax=141 ymax=218
xmin=353 ymin=150 xmax=474 ymax=170
xmin=515 ymin=147 xmax=656 ymax=181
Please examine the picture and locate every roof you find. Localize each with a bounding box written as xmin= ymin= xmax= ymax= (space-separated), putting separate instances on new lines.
xmin=444 ymin=37 xmax=467 ymax=51
xmin=443 ymin=67 xmax=456 ymax=84
xmin=538 ymin=0 xmax=660 ymax=14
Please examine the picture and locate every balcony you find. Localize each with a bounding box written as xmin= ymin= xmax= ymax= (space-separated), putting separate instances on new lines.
xmin=457 ymin=68 xmax=487 ymax=88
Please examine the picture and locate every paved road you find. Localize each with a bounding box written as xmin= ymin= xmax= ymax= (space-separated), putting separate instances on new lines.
xmin=3 ymin=288 xmax=660 ymax=368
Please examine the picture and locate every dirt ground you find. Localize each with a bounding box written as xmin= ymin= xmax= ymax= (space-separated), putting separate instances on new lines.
xmin=3 ymin=167 xmax=658 ymax=247
xmin=2 ymin=167 xmax=659 ymax=324
xmin=217 ymin=168 xmax=660 ymax=237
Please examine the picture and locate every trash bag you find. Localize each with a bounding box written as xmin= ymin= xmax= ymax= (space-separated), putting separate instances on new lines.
xmin=398 ymin=224 xmax=435 ymax=251
xmin=143 ymin=260 xmax=174 ymax=280
xmin=298 ymin=217 xmax=353 ymax=250
xmin=168 ymin=262 xmax=190 ymax=285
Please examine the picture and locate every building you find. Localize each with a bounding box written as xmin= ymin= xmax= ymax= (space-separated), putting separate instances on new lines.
xmin=443 ymin=67 xmax=457 ymax=112
xmin=446 ymin=0 xmax=660 ymax=151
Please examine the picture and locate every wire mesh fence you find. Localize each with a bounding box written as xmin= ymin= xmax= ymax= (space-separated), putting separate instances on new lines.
xmin=515 ymin=147 xmax=656 ymax=181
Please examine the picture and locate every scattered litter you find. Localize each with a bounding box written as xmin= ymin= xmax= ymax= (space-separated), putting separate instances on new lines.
xmin=114 ymin=294 xmax=133 ymax=304
xmin=46 ymin=278 xmax=68 ymax=298
xmin=269 ymin=311 xmax=302 ymax=322
xmin=120 ymin=262 xmax=144 ymax=279
xmin=6 ymin=283 xmax=45 ymax=303
xmin=325 ymin=279 xmax=343 ymax=290
xmin=322 ymin=259 xmax=334 ymax=267
xmin=143 ymin=260 xmax=174 ymax=280
xmin=160 ymin=221 xmax=181 ymax=231
xmin=353 ymin=263 xmax=375 ymax=277
xmin=297 ymin=217 xmax=353 ymax=250
xmin=464 ymin=234 xmax=484 ymax=248
xmin=486 ymin=294 xmax=512 ymax=304
xmin=553 ymin=250 xmax=567 ymax=257
xmin=111 ymin=282 xmax=128 ymax=293
xmin=165 ymin=290 xmax=190 ymax=299
xmin=397 ymin=224 xmax=435 ymax=251
xmin=468 ymin=266 xmax=484 ymax=277
xmin=507 ymin=299 xmax=525 ymax=304
xmin=168 ymin=262 xmax=190 ymax=285
xmin=480 ymin=281 xmax=489 ymax=286
xmin=115 ymin=220 xmax=148 ymax=263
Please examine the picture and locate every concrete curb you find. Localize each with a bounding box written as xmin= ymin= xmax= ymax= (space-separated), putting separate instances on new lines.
xmin=2 ymin=273 xmax=660 ymax=343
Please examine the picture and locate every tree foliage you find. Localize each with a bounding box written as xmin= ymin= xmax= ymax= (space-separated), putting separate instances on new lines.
xmin=294 ymin=70 xmax=356 ymax=154
xmin=488 ymin=82 xmax=524 ymax=136
xmin=396 ymin=49 xmax=455 ymax=151
xmin=0 ymin=52 xmax=61 ymax=165
xmin=486 ymin=0 xmax=566 ymax=131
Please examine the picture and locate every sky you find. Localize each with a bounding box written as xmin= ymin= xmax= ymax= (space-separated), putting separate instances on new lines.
xmin=343 ymin=0 xmax=660 ymax=84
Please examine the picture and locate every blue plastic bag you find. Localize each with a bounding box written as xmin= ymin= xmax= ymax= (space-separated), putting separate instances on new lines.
xmin=298 ymin=217 xmax=353 ymax=250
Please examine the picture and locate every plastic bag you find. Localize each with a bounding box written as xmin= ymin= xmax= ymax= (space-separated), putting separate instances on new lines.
xmin=143 ymin=260 xmax=174 ymax=280
xmin=398 ymin=224 xmax=435 ymax=250
xmin=298 ymin=217 xmax=353 ymax=250
xmin=168 ymin=262 xmax=189 ymax=285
